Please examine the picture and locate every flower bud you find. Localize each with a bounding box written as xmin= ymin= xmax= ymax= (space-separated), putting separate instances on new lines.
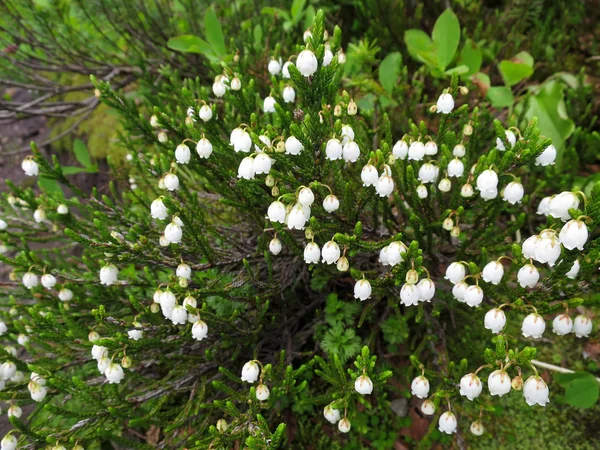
xmin=405 ymin=269 xmax=419 ymax=285
xmin=256 ymin=384 xmax=270 ymax=401
xmin=470 ymin=421 xmax=484 ymax=436
xmin=323 ymin=404 xmax=341 ymax=424
xmin=463 ymin=124 xmax=473 ymax=136
xmin=336 ymin=256 xmax=349 ymax=272
xmin=511 ymin=375 xmax=523 ymax=391
xmin=216 ymin=419 xmax=228 ymax=433
xmin=347 ymin=100 xmax=357 ymax=116
xmin=121 ymin=356 xmax=132 ymax=368
xmin=354 ymin=374 xmax=373 ymax=395
xmin=420 ymin=399 xmax=435 ymax=415
xmin=443 ymin=217 xmax=454 ymax=231
xmin=338 ymin=417 xmax=351 ymax=433
xmin=158 ymin=131 xmax=168 ymax=143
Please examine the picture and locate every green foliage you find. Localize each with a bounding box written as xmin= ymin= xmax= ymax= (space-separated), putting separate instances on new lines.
xmin=0 ymin=1 xmax=599 ymax=449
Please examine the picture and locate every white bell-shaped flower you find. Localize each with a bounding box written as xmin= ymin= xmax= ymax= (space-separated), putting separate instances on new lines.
xmin=325 ymin=138 xmax=343 ymax=160
xmin=558 ymin=219 xmax=588 ymax=250
xmin=537 ymin=196 xmax=551 ymax=215
xmin=22 ymin=158 xmax=39 ymax=176
xmin=438 ymin=178 xmax=451 ymax=192
xmin=99 ymin=264 xmax=119 ymax=286
xmin=237 ymin=156 xmax=255 ymax=180
xmin=267 ymin=201 xmax=286 ymax=223
xmin=342 ymin=141 xmax=360 ymax=162
xmin=424 ymin=141 xmax=438 ymax=155
xmin=241 ymin=361 xmax=260 ymax=383
xmin=573 ymin=315 xmax=592 ymax=338
xmin=517 ymin=264 xmax=539 ymax=288
xmin=452 ymin=281 xmax=468 ymax=302
xmin=322 ymin=194 xmax=339 ymax=213
xmin=535 ymin=235 xmax=561 ymax=267
xmin=411 ymin=376 xmax=430 ymax=398
xmin=263 ymin=96 xmax=276 ymax=113
xmin=408 ymin=141 xmax=425 ymax=161
xmin=566 ymin=260 xmax=580 ymax=279
xmin=392 ymin=140 xmax=408 ymax=160
xmin=192 ymin=320 xmax=208 ymax=341
xmin=268 ymin=58 xmax=281 ymax=75
xmin=175 ymin=144 xmax=191 ymax=164
xmin=488 ymin=370 xmax=511 ymax=396
xmin=453 ymin=143 xmax=466 ymax=157
xmin=282 ymin=86 xmax=296 ymax=103
xmin=323 ymin=405 xmax=341 ymax=424
xmin=282 ymin=61 xmax=292 ymax=78
xmin=287 ymin=205 xmax=307 ymax=230
xmin=535 ymin=144 xmax=556 ymax=166
xmin=436 ymin=93 xmax=454 ymax=114
xmin=105 ymin=363 xmax=125 ymax=384
xmin=296 ymin=49 xmax=318 ymax=77
xmin=321 ymin=241 xmax=341 ymax=264
xmin=163 ymin=173 xmax=179 ymax=191
xmin=375 ymin=175 xmax=394 ymax=197
xmin=522 ymin=313 xmax=545 ymax=338
xmin=522 ymin=235 xmax=541 ymax=259
xmin=303 ymin=242 xmax=320 ymax=264
xmin=285 ymin=136 xmax=304 ymax=155
xmin=361 ymin=164 xmax=379 ymax=187
xmin=341 ymin=125 xmax=354 ymax=144
xmin=523 ymin=376 xmax=550 ymax=406
xmin=41 ymin=274 xmax=56 ymax=289
xmin=445 ymin=262 xmax=466 ymax=284
xmin=552 ymin=314 xmax=573 ymax=335
xmin=400 ymin=283 xmax=420 ymax=306
xmin=503 ymin=181 xmax=524 ymax=204
xmin=298 ymin=187 xmax=314 ymax=206
xmin=482 ymin=261 xmax=504 ymax=285
xmin=269 ymin=238 xmax=282 ymax=255
xmin=256 ymin=384 xmax=270 ymax=401
xmin=496 ymin=130 xmax=516 ymax=150
xmin=484 ymin=308 xmax=506 ymax=334
xmin=253 ymin=153 xmax=272 ymax=175
xmin=460 ymin=373 xmax=483 ymax=401
xmin=164 ymin=220 xmax=183 ymax=244
xmin=151 ymin=198 xmax=168 ymax=220
xmin=354 ymin=374 xmax=373 ymax=395
xmin=199 ymin=104 xmax=212 ymax=122
xmin=464 ymin=285 xmax=484 ymax=307
xmin=418 ymin=163 xmax=438 ymax=183
xmin=421 ymin=399 xmax=435 ymax=415
xmin=548 ymin=192 xmax=580 ymax=222
xmin=417 ymin=279 xmax=435 ymax=302
xmin=196 ymin=138 xmax=213 ymax=159
xmin=438 ymin=411 xmax=457 ymax=434
xmin=354 ymin=279 xmax=372 ymax=301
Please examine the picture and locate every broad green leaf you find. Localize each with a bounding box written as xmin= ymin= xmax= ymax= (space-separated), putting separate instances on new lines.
xmin=514 ymin=50 xmax=534 ymax=67
xmin=404 ymin=29 xmax=434 ymax=65
xmin=459 ymin=39 xmax=482 ymax=75
xmin=73 ymin=139 xmax=92 ymax=168
xmin=38 ymin=177 xmax=63 ymax=195
xmin=62 ymin=166 xmax=88 ymax=175
xmin=498 ymin=60 xmax=533 ymax=86
xmin=290 ymin=0 xmax=306 ymax=24
xmin=432 ymin=9 xmax=460 ymax=70
xmin=253 ymin=25 xmax=263 ymax=50
xmin=303 ymin=5 xmax=316 ymax=30
xmin=523 ymin=79 xmax=574 ymax=154
xmin=561 ymin=372 xmax=599 ymax=408
xmin=487 ymin=86 xmax=514 ymax=108
xmin=444 ymin=65 xmax=469 ymax=75
xmin=167 ymin=35 xmax=212 ymax=54
xmin=378 ymin=52 xmax=402 ymax=94
xmin=204 ymin=7 xmax=226 ymax=56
